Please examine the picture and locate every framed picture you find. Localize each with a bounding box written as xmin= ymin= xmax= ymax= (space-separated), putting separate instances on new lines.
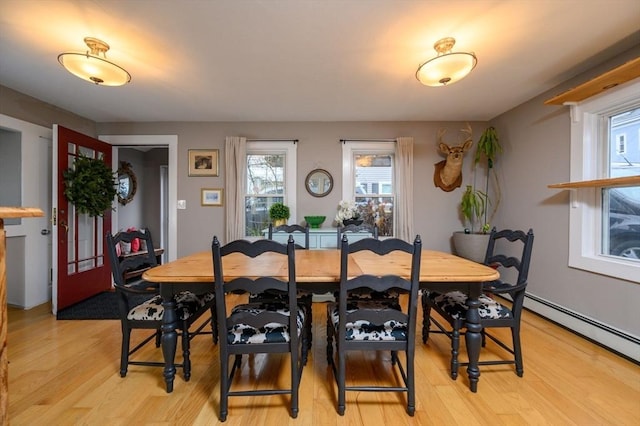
xmin=188 ymin=149 xmax=219 ymax=176
xmin=201 ymin=188 xmax=223 ymax=206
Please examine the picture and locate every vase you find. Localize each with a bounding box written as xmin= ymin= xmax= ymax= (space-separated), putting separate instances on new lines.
xmin=343 ymin=219 xmax=363 ymax=226
xmin=452 ymin=231 xmax=491 ymax=263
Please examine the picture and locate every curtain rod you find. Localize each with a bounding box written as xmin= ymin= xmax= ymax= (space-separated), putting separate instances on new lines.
xmin=246 ymin=139 xmax=298 ymax=144
xmin=340 ymin=138 xmax=397 ymax=143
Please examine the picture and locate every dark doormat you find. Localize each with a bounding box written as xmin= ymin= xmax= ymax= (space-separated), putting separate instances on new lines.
xmin=56 ymin=291 xmax=150 ymax=320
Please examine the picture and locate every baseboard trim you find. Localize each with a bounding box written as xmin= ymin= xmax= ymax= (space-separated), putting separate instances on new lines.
xmin=524 ymin=293 xmax=640 ymax=363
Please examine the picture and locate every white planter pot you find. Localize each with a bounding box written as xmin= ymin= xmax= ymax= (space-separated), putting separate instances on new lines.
xmin=452 ymin=232 xmax=490 ymax=263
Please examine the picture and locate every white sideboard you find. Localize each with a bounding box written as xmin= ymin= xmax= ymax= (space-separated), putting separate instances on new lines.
xmin=262 ymin=227 xmax=373 ymax=249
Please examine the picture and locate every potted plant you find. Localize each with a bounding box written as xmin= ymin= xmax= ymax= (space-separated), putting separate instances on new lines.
xmin=269 ymin=202 xmax=290 ymax=226
xmin=452 ymin=126 xmax=502 ymax=262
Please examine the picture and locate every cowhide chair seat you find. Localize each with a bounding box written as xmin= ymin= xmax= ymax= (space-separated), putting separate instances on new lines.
xmin=226 ymin=301 xmax=307 ymax=344
xmin=127 ymin=291 xmax=215 ymax=321
xmin=328 ymin=299 xmax=408 ymax=341
xmin=423 ymin=290 xmax=512 ymax=320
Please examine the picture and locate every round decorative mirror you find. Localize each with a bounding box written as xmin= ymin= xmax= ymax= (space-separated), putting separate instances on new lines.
xmin=305 ymin=168 xmax=333 ymax=197
xmin=117 ymin=161 xmax=137 ymax=205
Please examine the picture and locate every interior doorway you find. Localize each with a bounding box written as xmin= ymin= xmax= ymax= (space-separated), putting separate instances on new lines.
xmin=100 ymin=135 xmax=178 ymax=262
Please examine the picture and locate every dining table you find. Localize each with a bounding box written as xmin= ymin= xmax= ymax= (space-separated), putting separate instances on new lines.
xmin=143 ymin=248 xmax=499 ymax=393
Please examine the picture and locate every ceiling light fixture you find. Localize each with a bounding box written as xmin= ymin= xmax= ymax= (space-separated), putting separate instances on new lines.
xmin=58 ymin=37 xmax=131 ymax=86
xmin=416 ymin=37 xmax=477 ymax=87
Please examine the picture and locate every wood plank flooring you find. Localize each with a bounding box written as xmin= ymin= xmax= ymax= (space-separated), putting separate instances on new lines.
xmin=7 ymin=295 xmax=640 ymax=425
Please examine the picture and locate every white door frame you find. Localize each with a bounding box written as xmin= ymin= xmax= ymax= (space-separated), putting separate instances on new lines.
xmin=99 ymin=135 xmax=178 ymax=262
xmin=0 ymin=114 xmax=52 ymax=309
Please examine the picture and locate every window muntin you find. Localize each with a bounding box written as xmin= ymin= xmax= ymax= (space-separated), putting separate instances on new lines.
xmin=568 ymin=80 xmax=640 ymax=282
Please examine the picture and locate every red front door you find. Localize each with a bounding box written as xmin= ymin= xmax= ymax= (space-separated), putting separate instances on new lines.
xmin=55 ymin=125 xmax=113 ymax=310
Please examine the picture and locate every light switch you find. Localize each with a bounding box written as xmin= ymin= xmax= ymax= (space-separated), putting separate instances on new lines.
xmin=177 ymin=200 xmax=186 ymax=209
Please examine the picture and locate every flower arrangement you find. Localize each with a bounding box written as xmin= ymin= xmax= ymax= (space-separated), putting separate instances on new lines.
xmin=335 ymin=200 xmax=360 ymax=225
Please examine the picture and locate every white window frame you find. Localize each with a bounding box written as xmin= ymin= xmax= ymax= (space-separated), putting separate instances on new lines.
xmin=245 ymin=141 xmax=297 ymax=228
xmin=568 ymin=79 xmax=640 ymax=283
xmin=341 ymin=141 xmax=396 ymax=235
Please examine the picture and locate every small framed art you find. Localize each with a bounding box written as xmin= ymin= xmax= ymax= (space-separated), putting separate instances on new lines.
xmin=188 ymin=149 xmax=219 ymax=176
xmin=201 ymin=188 xmax=223 ymax=206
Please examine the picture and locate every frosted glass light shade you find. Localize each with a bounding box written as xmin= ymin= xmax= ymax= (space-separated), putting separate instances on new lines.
xmin=58 ymin=37 xmax=131 ymax=86
xmin=416 ymin=37 xmax=477 ymax=87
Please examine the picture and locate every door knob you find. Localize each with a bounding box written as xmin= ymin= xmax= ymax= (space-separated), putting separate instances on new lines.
xmin=41 ymin=229 xmax=51 ymax=235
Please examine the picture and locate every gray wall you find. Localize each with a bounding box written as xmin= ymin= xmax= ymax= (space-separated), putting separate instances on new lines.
xmin=95 ymin=121 xmax=488 ymax=256
xmin=491 ymin=45 xmax=640 ymax=341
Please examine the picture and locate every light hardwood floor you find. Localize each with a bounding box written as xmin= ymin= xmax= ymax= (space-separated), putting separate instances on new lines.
xmin=7 ymin=296 xmax=640 ymax=425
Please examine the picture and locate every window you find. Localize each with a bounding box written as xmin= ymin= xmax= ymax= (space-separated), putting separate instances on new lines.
xmin=341 ymin=142 xmax=395 ymax=236
xmin=244 ymin=141 xmax=297 ymax=237
xmin=569 ymin=80 xmax=640 ymax=282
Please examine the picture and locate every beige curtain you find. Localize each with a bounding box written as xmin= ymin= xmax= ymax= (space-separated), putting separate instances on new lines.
xmin=395 ymin=137 xmax=414 ymax=241
xmin=224 ymin=136 xmax=246 ymax=243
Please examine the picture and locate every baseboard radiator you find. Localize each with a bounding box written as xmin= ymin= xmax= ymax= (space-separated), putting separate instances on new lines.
xmin=524 ymin=293 xmax=640 ymax=363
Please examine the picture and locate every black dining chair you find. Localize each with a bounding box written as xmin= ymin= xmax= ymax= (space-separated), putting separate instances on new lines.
xmin=326 ymin=235 xmax=422 ymax=416
xmin=106 ymin=228 xmax=217 ymax=381
xmin=422 ymin=228 xmax=534 ymax=380
xmin=211 ymin=236 xmax=308 ymax=422
xmin=261 ymin=223 xmax=313 ymax=353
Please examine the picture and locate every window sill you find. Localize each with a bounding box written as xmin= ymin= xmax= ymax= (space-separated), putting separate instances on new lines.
xmin=548 ymin=175 xmax=640 ymax=189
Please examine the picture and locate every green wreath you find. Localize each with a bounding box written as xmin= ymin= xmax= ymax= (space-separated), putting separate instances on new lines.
xmin=63 ymin=154 xmax=117 ymax=217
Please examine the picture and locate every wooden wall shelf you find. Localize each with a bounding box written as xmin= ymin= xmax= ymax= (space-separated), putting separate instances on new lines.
xmin=544 ymin=57 xmax=640 ymax=105
xmin=548 ymin=175 xmax=640 ymax=189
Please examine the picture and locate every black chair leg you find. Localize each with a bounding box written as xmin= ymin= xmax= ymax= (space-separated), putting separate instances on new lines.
xmin=155 ymin=329 xmax=161 ymax=347
xmin=421 ymin=295 xmax=432 ymax=344
xmin=182 ymin=325 xmax=191 ymax=381
xmin=120 ymin=327 xmax=131 ymax=377
xmin=513 ymin=326 xmax=524 ymax=377
xmin=209 ymin=305 xmax=218 ymax=344
xmin=326 ymin=310 xmax=334 ymax=363
xmin=451 ymin=327 xmax=460 ymax=380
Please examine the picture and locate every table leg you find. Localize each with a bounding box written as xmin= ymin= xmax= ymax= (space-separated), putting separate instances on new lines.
xmin=161 ymin=294 xmax=178 ymax=393
xmin=465 ymin=284 xmax=482 ymax=392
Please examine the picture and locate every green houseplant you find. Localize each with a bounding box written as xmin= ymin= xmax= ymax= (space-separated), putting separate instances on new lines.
xmin=63 ymin=154 xmax=117 ymax=217
xmin=269 ymin=202 xmax=290 ymax=226
xmin=453 ymin=127 xmax=502 ymax=261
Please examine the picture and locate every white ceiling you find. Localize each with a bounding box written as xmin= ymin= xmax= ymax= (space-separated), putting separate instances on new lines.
xmin=1 ymin=0 xmax=639 ymax=123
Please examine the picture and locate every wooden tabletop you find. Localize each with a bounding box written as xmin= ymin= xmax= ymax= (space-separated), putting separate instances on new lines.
xmin=0 ymin=207 xmax=44 ymax=219
xmin=143 ymin=249 xmax=499 ymax=283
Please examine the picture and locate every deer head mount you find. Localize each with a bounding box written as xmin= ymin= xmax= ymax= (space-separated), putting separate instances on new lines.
xmin=433 ymin=123 xmax=473 ymax=192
